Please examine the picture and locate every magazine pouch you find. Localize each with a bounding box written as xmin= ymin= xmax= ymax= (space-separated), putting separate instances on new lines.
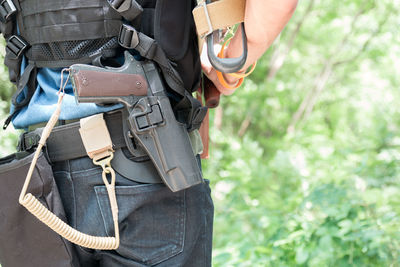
xmin=0 ymin=152 xmax=78 ymax=267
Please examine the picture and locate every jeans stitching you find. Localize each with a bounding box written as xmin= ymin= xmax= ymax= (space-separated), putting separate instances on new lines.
xmin=149 ymin=190 xmax=186 ymax=265
xmin=70 ymin=167 xmax=102 ymax=176
xmin=68 ymin=161 xmax=79 ymax=230
xmin=94 ymin=186 xmax=111 ymax=236
xmin=94 ymin=184 xmax=186 ymax=265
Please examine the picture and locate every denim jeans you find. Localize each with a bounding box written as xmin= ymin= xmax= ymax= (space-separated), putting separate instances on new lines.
xmin=52 ymin=155 xmax=214 ymax=267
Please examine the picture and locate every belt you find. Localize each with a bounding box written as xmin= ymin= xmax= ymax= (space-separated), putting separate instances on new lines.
xmin=18 ymin=110 xmax=162 ymax=184
xmin=19 ymin=111 xmax=128 ymax=162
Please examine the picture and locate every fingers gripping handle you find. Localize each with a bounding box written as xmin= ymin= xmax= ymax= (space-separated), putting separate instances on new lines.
xmin=206 ymin=23 xmax=247 ymax=73
xmin=19 ymin=78 xmax=120 ymax=250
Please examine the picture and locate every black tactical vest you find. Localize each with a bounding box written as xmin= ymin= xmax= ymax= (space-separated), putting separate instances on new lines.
xmin=1 ymin=0 xmax=204 ymax=130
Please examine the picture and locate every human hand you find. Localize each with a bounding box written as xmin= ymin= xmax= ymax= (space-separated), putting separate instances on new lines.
xmin=200 ymin=42 xmax=243 ymax=96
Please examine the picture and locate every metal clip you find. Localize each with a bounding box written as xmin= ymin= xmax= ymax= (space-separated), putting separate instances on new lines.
xmin=93 ymin=152 xmax=114 ymax=173
xmin=199 ymin=1 xmax=213 ymax=38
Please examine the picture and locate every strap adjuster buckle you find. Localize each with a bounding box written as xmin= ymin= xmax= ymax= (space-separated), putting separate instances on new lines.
xmin=6 ymin=35 xmax=29 ymax=59
xmin=108 ymin=0 xmax=142 ymax=21
xmin=109 ymin=0 xmax=127 ymax=11
xmin=0 ymin=0 xmax=16 ymax=23
xmin=118 ymin=24 xmax=139 ymax=49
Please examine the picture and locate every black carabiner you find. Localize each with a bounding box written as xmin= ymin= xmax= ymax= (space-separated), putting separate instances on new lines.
xmin=206 ymin=0 xmax=247 ymax=73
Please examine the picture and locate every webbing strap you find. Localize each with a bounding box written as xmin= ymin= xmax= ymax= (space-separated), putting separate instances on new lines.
xmin=79 ymin=114 xmax=114 ymax=160
xmin=192 ymin=0 xmax=246 ymax=38
xmin=3 ymin=61 xmax=37 ymax=129
xmin=175 ymin=91 xmax=208 ymax=132
xmin=11 ymin=62 xmax=36 ymax=108
xmin=107 ymin=0 xmax=143 ymax=21
xmin=0 ymin=16 xmax=12 ymax=35
xmin=118 ymin=24 xmax=185 ymax=97
xmin=18 ymin=0 xmax=122 ymax=44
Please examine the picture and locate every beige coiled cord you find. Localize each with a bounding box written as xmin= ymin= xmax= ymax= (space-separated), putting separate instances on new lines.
xmin=18 ymin=69 xmax=120 ymax=250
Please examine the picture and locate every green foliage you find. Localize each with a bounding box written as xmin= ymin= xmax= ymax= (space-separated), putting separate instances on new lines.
xmin=0 ymin=0 xmax=399 ymax=266
xmin=203 ymin=0 xmax=400 ymax=266
xmin=0 ymin=40 xmax=20 ymax=157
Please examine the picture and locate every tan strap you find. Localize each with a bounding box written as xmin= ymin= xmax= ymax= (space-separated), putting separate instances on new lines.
xmin=19 ymin=93 xmax=120 ymax=250
xmin=193 ymin=0 xmax=246 ymax=38
xmin=79 ymin=113 xmax=114 ymax=160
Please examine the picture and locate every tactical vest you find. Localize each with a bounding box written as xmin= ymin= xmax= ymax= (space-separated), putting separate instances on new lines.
xmin=1 ymin=0 xmax=205 ymax=130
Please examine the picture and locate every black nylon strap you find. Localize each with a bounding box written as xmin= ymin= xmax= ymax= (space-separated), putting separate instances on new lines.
xmin=108 ymin=0 xmax=143 ymax=21
xmin=20 ymin=112 xmax=127 ymax=162
xmin=19 ymin=0 xmax=122 ymax=44
xmin=20 ymin=0 xmax=107 ymax=16
xmin=118 ymin=24 xmax=185 ymax=97
xmin=19 ymin=111 xmax=162 ymax=184
xmin=0 ymin=18 xmax=12 ymax=36
xmin=175 ymin=91 xmax=208 ymax=131
xmin=11 ymin=62 xmax=36 ymax=108
xmin=24 ymin=20 xmax=122 ymax=45
xmin=3 ymin=62 xmax=37 ymax=129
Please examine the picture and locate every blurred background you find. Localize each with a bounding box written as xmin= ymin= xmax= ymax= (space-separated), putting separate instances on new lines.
xmin=1 ymin=0 xmax=400 ymax=266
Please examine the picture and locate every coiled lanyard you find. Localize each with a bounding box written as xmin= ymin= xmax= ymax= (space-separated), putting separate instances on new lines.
xmin=18 ymin=69 xmax=120 ymax=250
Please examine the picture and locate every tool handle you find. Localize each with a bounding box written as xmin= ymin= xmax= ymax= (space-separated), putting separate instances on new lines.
xmin=203 ymin=76 xmax=220 ymax=108
xmin=206 ymin=23 xmax=247 ymax=73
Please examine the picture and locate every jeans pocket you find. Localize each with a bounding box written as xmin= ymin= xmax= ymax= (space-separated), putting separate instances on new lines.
xmin=95 ymin=183 xmax=185 ymax=266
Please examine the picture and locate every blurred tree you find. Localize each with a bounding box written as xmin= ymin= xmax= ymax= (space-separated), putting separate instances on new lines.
xmin=0 ymin=39 xmax=19 ymax=156
xmin=203 ymin=0 xmax=400 ymax=266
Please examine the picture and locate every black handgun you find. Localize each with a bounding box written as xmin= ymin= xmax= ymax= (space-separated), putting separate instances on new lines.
xmin=70 ymin=51 xmax=203 ymax=192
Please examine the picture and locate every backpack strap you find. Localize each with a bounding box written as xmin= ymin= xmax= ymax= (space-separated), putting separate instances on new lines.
xmin=118 ymin=23 xmax=186 ymax=97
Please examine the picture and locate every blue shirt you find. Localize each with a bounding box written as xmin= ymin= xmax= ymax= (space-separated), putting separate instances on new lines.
xmin=11 ymin=58 xmax=121 ymax=129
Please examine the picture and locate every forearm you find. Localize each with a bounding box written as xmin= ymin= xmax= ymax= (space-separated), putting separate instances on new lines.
xmin=201 ymin=0 xmax=298 ymax=94
xmin=226 ymin=0 xmax=298 ymax=72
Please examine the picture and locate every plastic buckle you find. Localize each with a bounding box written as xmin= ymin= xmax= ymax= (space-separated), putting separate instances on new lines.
xmin=118 ymin=24 xmax=139 ymax=49
xmin=0 ymin=0 xmax=16 ymax=23
xmin=17 ymin=132 xmax=27 ymax=152
xmin=17 ymin=132 xmax=40 ymax=152
xmin=6 ymin=35 xmax=29 ymax=59
xmin=109 ymin=0 xmax=129 ymax=13
xmin=133 ymin=102 xmax=164 ymax=132
xmin=108 ymin=0 xmax=142 ymax=21
xmin=199 ymin=1 xmax=213 ymax=38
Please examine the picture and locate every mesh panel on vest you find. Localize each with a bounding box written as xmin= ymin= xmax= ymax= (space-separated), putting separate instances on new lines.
xmin=28 ymin=37 xmax=119 ymax=62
